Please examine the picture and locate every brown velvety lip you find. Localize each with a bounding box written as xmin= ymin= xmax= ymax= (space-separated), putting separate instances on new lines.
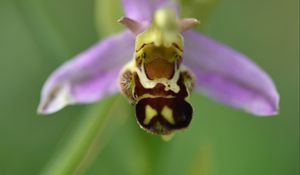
xmin=144 ymin=58 xmax=175 ymax=80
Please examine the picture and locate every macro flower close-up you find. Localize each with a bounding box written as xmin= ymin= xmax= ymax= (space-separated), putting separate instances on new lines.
xmin=0 ymin=0 xmax=298 ymax=175
xmin=38 ymin=0 xmax=279 ymax=120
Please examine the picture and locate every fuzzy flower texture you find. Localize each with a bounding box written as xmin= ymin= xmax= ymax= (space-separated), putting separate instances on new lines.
xmin=38 ymin=0 xmax=279 ymax=119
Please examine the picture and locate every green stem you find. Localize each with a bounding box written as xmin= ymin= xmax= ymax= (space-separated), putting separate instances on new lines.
xmin=40 ymin=96 xmax=125 ymax=175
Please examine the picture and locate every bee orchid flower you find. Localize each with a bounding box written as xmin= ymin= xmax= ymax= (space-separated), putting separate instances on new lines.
xmin=38 ymin=0 xmax=279 ymax=132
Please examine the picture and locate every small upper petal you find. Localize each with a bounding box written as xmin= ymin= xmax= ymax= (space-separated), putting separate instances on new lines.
xmin=122 ymin=0 xmax=179 ymax=21
xmin=183 ymin=31 xmax=279 ymax=116
xmin=118 ymin=17 xmax=148 ymax=35
xmin=38 ymin=31 xmax=135 ymax=114
xmin=178 ymin=18 xmax=200 ymax=32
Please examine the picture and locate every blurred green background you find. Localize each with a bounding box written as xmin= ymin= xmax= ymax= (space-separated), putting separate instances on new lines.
xmin=0 ymin=0 xmax=298 ymax=175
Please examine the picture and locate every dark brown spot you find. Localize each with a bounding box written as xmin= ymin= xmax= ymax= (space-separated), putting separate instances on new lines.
xmin=135 ymin=97 xmax=193 ymax=135
xmin=131 ymin=71 xmax=194 ymax=135
xmin=172 ymin=43 xmax=183 ymax=52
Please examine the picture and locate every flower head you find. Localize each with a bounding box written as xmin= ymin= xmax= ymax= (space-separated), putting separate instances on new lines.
xmin=38 ymin=0 xmax=279 ymax=132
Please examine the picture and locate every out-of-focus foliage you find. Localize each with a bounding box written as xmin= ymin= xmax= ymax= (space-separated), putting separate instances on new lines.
xmin=0 ymin=0 xmax=298 ymax=175
xmin=94 ymin=0 xmax=219 ymax=35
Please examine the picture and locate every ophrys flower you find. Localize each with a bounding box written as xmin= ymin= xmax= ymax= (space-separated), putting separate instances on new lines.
xmin=38 ymin=0 xmax=279 ymax=135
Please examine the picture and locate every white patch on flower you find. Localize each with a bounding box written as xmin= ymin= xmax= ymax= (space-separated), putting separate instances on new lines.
xmin=135 ymin=63 xmax=180 ymax=93
xmin=38 ymin=83 xmax=73 ymax=114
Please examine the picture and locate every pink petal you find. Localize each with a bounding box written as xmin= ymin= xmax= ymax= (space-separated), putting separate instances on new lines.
xmin=38 ymin=31 xmax=135 ymax=114
xmin=183 ymin=31 xmax=279 ymax=116
xmin=122 ymin=0 xmax=179 ymax=22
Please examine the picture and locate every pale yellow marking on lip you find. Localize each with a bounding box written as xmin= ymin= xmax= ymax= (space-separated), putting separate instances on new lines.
xmin=135 ymin=64 xmax=180 ymax=93
xmin=144 ymin=105 xmax=157 ymax=125
xmin=161 ymin=106 xmax=175 ymax=125
xmin=161 ymin=133 xmax=175 ymax=141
